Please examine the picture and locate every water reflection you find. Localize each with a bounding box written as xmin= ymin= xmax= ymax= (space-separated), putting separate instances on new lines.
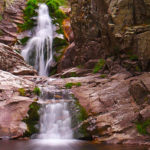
xmin=0 ymin=140 xmax=149 ymax=150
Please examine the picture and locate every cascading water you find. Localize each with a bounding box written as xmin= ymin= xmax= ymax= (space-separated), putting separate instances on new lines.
xmin=21 ymin=4 xmax=53 ymax=76
xmin=38 ymin=87 xmax=73 ymax=139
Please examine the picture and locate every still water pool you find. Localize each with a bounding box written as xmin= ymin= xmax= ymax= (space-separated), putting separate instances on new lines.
xmin=0 ymin=140 xmax=149 ymax=150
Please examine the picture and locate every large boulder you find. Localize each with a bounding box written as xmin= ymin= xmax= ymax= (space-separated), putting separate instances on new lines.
xmin=0 ymin=43 xmax=36 ymax=75
xmin=0 ymin=70 xmax=35 ymax=139
xmin=58 ymin=0 xmax=150 ymax=72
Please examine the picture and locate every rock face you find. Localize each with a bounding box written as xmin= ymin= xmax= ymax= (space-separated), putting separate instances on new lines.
xmin=0 ymin=43 xmax=36 ymax=75
xmin=58 ymin=0 xmax=115 ymax=72
xmin=0 ymin=0 xmax=25 ymax=46
xmin=58 ymin=0 xmax=150 ymax=72
xmin=0 ymin=70 xmax=35 ymax=139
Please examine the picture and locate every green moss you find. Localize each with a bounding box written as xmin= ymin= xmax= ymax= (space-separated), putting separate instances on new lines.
xmin=100 ymin=74 xmax=107 ymax=78
xmin=53 ymin=37 xmax=68 ymax=51
xmin=70 ymin=72 xmax=77 ymax=77
xmin=129 ymin=54 xmax=138 ymax=61
xmin=93 ymin=59 xmax=105 ymax=73
xmin=69 ymin=95 xmax=90 ymax=139
xmin=0 ymin=15 xmax=3 ymax=22
xmin=75 ymin=100 xmax=88 ymax=121
xmin=135 ymin=66 xmax=142 ymax=72
xmin=33 ymin=87 xmax=41 ymax=96
xmin=18 ymin=88 xmax=26 ymax=96
xmin=23 ymin=102 xmax=40 ymax=137
xmin=61 ymin=72 xmax=77 ymax=78
xmin=0 ymin=30 xmax=4 ymax=36
xmin=65 ymin=83 xmax=73 ymax=89
xmin=136 ymin=119 xmax=150 ymax=135
xmin=20 ymin=37 xmax=30 ymax=45
xmin=65 ymin=82 xmax=82 ymax=89
xmin=49 ymin=68 xmax=57 ymax=76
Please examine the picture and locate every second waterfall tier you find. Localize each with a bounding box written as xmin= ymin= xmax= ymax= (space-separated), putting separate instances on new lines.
xmin=21 ymin=4 xmax=53 ymax=76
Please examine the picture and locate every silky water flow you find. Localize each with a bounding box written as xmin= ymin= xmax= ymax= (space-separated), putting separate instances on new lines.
xmin=21 ymin=4 xmax=53 ymax=76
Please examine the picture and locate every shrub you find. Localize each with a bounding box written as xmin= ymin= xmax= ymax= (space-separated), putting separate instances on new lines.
xmin=33 ymin=87 xmax=41 ymax=96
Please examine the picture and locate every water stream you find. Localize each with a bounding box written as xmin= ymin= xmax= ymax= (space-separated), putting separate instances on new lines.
xmin=37 ymin=87 xmax=73 ymax=139
xmin=21 ymin=4 xmax=53 ymax=76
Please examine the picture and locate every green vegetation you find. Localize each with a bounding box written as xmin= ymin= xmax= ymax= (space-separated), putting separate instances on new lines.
xmin=33 ymin=86 xmax=41 ymax=96
xmin=49 ymin=68 xmax=57 ymax=76
xmin=65 ymin=82 xmax=82 ymax=89
xmin=0 ymin=15 xmax=3 ymax=21
xmin=75 ymin=100 xmax=88 ymax=121
xmin=136 ymin=120 xmax=150 ymax=135
xmin=93 ymin=59 xmax=105 ymax=73
xmin=61 ymin=72 xmax=77 ymax=78
xmin=23 ymin=102 xmax=40 ymax=137
xmin=18 ymin=88 xmax=26 ymax=96
xmin=129 ymin=54 xmax=138 ymax=61
xmin=69 ymin=95 xmax=90 ymax=139
xmin=0 ymin=30 xmax=4 ymax=36
xmin=53 ymin=37 xmax=68 ymax=51
xmin=135 ymin=66 xmax=142 ymax=72
xmin=19 ymin=0 xmax=67 ymax=32
xmin=100 ymin=74 xmax=107 ymax=78
xmin=20 ymin=37 xmax=30 ymax=45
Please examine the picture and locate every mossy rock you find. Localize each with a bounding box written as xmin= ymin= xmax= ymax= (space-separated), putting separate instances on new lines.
xmin=23 ymin=102 xmax=40 ymax=137
xmin=93 ymin=59 xmax=105 ymax=73
xmin=136 ymin=119 xmax=150 ymax=135
xmin=68 ymin=95 xmax=91 ymax=139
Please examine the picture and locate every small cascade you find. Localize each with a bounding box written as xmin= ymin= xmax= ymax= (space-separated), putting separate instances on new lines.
xmin=21 ymin=4 xmax=53 ymax=76
xmin=37 ymin=87 xmax=73 ymax=139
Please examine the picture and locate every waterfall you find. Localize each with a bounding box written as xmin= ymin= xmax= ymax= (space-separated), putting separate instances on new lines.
xmin=37 ymin=87 xmax=73 ymax=139
xmin=22 ymin=3 xmax=73 ymax=140
xmin=21 ymin=4 xmax=53 ymax=76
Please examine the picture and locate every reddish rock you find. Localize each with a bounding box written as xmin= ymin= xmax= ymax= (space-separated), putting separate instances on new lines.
xmin=0 ymin=70 xmax=35 ymax=139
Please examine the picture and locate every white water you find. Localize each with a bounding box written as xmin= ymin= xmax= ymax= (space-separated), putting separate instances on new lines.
xmin=37 ymin=87 xmax=73 ymax=139
xmin=21 ymin=4 xmax=53 ymax=76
